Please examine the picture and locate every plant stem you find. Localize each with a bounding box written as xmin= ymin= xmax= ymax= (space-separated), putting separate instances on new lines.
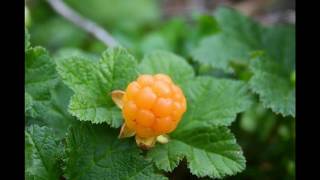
xmin=46 ymin=0 xmax=119 ymax=48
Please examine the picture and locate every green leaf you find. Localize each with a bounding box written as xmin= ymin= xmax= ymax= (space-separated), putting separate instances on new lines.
xmin=25 ymin=43 xmax=76 ymax=138
xmin=56 ymin=47 xmax=138 ymax=127
xmin=249 ymin=55 xmax=295 ymax=117
xmin=25 ymin=125 xmax=63 ymax=180
xmin=194 ymin=15 xmax=220 ymax=38
xmin=147 ymin=76 xmax=250 ymax=178
xmin=138 ymin=50 xmax=195 ymax=85
xmin=191 ymin=7 xmax=295 ymax=117
xmin=178 ymin=76 xmax=252 ymax=129
xmin=29 ymin=82 xmax=77 ymax=139
xmin=54 ymin=48 xmax=100 ymax=62
xmin=192 ymin=35 xmax=252 ymax=72
xmin=25 ymin=47 xmax=59 ymax=117
xmin=64 ymin=123 xmax=167 ymax=180
xmin=191 ymin=7 xmax=262 ymax=72
xmin=261 ymin=25 xmax=296 ymax=72
xmin=148 ymin=125 xmax=245 ymax=179
xmin=214 ymin=7 xmax=262 ymax=48
xmin=250 ymin=26 xmax=295 ymax=117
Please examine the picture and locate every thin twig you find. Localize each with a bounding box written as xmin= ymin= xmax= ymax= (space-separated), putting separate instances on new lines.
xmin=46 ymin=0 xmax=119 ymax=47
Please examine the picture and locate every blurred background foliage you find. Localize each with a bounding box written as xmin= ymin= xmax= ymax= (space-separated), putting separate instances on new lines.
xmin=25 ymin=0 xmax=295 ymax=179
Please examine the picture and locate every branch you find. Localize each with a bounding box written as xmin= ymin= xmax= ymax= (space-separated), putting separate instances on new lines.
xmin=46 ymin=0 xmax=119 ymax=48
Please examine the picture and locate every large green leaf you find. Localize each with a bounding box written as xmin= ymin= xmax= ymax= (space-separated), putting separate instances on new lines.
xmin=148 ymin=125 xmax=245 ymax=179
xmin=138 ymin=50 xmax=195 ymax=85
xmin=139 ymin=53 xmax=250 ymax=178
xmin=25 ymin=125 xmax=63 ymax=180
xmin=178 ymin=76 xmax=252 ymax=129
xmin=64 ymin=123 xmax=166 ymax=180
xmin=56 ymin=47 xmax=138 ymax=127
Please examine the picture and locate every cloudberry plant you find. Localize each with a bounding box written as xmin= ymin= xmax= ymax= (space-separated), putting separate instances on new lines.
xmin=112 ymin=74 xmax=186 ymax=149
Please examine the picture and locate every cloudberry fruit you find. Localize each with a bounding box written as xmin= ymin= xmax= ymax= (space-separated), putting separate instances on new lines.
xmin=123 ymin=74 xmax=186 ymax=137
xmin=113 ymin=74 xmax=187 ymax=149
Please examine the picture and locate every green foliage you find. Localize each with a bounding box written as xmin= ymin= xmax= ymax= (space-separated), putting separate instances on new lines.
xmin=191 ymin=7 xmax=262 ymax=72
xmin=56 ymin=48 xmax=138 ymax=127
xmin=55 ymin=45 xmax=250 ymax=178
xmin=64 ymin=123 xmax=166 ymax=180
xmin=138 ymin=50 xmax=195 ymax=85
xmin=30 ymin=17 xmax=87 ymax=51
xmin=138 ymin=51 xmax=249 ymax=178
xmin=249 ymin=55 xmax=295 ymax=117
xmin=148 ymin=125 xmax=245 ymax=179
xmin=25 ymin=3 xmax=295 ymax=179
xmin=191 ymin=7 xmax=295 ymax=117
xmin=64 ymin=0 xmax=160 ymax=32
xmin=25 ymin=46 xmax=59 ymax=118
xmin=25 ymin=125 xmax=63 ymax=180
xmin=179 ymin=77 xmax=252 ymax=129
xmin=25 ymin=36 xmax=76 ymax=139
xmin=140 ymin=18 xmax=188 ymax=55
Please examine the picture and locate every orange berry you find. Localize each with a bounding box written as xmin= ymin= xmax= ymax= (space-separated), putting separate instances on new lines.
xmin=126 ymin=82 xmax=141 ymax=100
xmin=152 ymin=98 xmax=173 ymax=117
xmin=123 ymin=101 xmax=138 ymax=130
xmin=153 ymin=116 xmax=174 ymax=134
xmin=122 ymin=74 xmax=187 ymax=138
xmin=135 ymin=124 xmax=155 ymax=137
xmin=135 ymin=87 xmax=157 ymax=109
xmin=123 ymin=101 xmax=138 ymax=121
xmin=172 ymin=102 xmax=183 ymax=121
xmin=152 ymin=80 xmax=172 ymax=98
xmin=154 ymin=74 xmax=172 ymax=83
xmin=137 ymin=75 xmax=154 ymax=87
xmin=136 ymin=109 xmax=155 ymax=127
